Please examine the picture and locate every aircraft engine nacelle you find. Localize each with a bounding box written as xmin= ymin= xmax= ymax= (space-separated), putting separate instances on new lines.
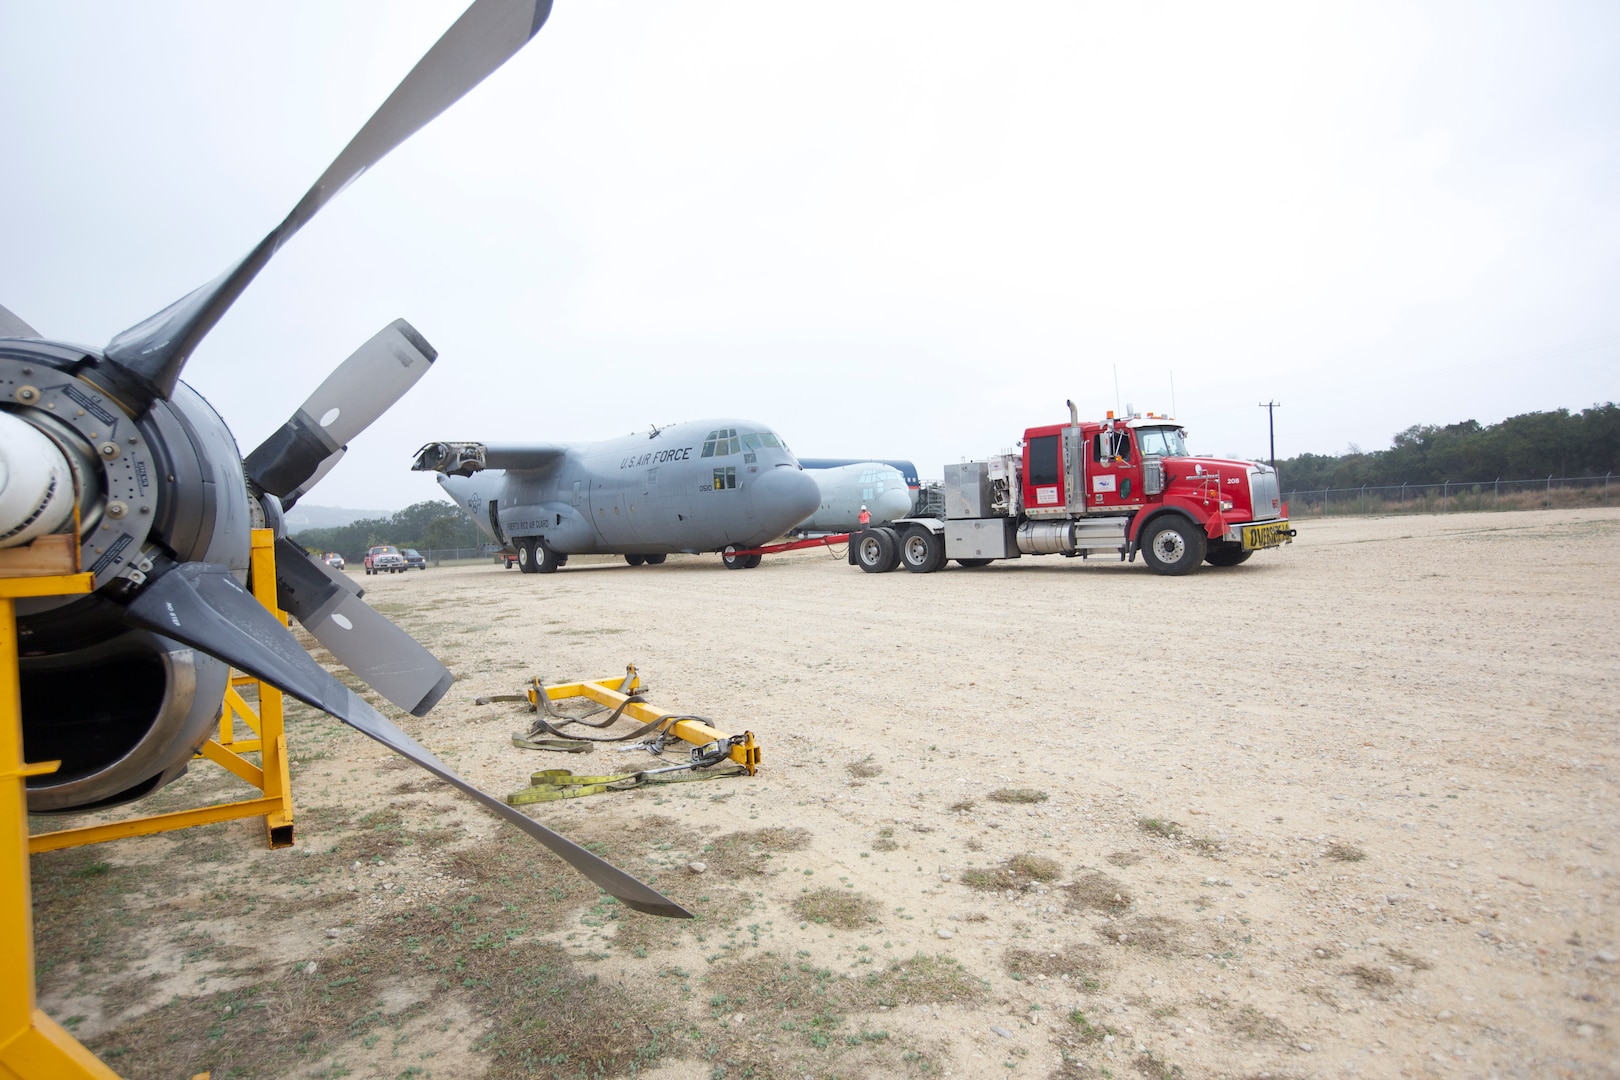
xmin=1 ymin=343 xmax=253 ymax=813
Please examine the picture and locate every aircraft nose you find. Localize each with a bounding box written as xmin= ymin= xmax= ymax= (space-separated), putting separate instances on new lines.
xmin=876 ymin=486 xmax=914 ymax=523
xmin=752 ymin=465 xmax=822 ymax=529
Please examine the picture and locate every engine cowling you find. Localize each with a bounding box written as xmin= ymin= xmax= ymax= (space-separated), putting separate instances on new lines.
xmin=2 ymin=343 xmax=251 ymax=813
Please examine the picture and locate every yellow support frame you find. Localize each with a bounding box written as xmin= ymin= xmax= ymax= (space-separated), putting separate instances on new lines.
xmin=28 ymin=527 xmax=296 ymax=852
xmin=529 ymin=667 xmax=760 ymax=774
xmin=0 ymin=549 xmax=118 ymax=1077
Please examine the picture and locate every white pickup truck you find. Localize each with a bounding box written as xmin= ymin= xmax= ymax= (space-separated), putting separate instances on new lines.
xmin=364 ymin=545 xmax=407 ymax=575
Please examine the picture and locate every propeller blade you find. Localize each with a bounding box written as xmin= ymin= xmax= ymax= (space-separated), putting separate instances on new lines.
xmin=101 ymin=0 xmax=555 ymax=405
xmin=123 ymin=559 xmax=690 ymax=919
xmin=284 ymin=448 xmax=344 ymax=510
xmin=0 ymin=303 xmax=41 ymax=339
xmin=273 ymin=537 xmax=451 ymax=716
xmin=245 ymin=319 xmax=437 ymax=498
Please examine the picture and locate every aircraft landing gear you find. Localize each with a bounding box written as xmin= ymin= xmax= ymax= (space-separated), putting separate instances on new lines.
xmin=517 ymin=537 xmax=561 ymax=574
xmin=722 ymin=546 xmax=761 ymax=570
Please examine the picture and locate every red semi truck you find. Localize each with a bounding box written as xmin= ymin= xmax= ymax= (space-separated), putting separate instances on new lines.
xmin=851 ymin=401 xmax=1295 ymax=576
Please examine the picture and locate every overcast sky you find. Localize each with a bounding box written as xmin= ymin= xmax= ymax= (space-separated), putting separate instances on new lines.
xmin=3 ymin=1 xmax=1616 ymax=511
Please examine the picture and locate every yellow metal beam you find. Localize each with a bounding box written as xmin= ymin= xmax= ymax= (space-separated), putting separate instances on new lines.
xmin=1 ymin=574 xmax=119 ymax=1078
xmin=28 ymin=798 xmax=288 ymax=855
xmin=530 ymin=668 xmax=760 ymax=774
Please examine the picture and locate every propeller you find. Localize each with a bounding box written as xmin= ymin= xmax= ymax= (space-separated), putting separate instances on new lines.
xmin=272 ymin=535 xmax=452 ymax=717
xmin=0 ymin=302 xmax=41 ymax=339
xmin=244 ymin=319 xmax=437 ymax=501
xmin=98 ymin=0 xmax=555 ymax=410
xmin=240 ymin=318 xmax=457 ymax=715
xmin=124 ymin=559 xmax=690 ymax=919
xmin=1 ymin=0 xmax=694 ymax=917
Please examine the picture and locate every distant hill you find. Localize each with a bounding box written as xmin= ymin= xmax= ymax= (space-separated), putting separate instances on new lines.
xmin=280 ymin=504 xmax=394 ymax=531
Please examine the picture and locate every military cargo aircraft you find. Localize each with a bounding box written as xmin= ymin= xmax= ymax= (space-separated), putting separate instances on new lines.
xmin=795 ymin=461 xmax=914 ymax=534
xmin=413 ymin=419 xmax=821 ymax=572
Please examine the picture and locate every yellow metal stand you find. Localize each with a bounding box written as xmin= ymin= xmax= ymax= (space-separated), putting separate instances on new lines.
xmin=528 ymin=667 xmax=760 ymax=774
xmin=27 ymin=529 xmax=294 ymax=854
xmin=0 ymin=553 xmax=118 ymax=1077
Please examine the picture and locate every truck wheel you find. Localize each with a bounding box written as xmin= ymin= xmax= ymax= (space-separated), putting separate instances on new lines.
xmin=855 ymin=528 xmax=898 ymax=573
xmin=901 ymin=528 xmax=946 ymax=573
xmin=644 ymin=554 xmax=667 ymax=565
xmin=625 ymin=554 xmax=646 ymax=566
xmin=1205 ymin=544 xmax=1252 ymax=567
xmin=1141 ymin=515 xmax=1206 ymax=576
xmin=954 ymin=558 xmax=993 ymax=568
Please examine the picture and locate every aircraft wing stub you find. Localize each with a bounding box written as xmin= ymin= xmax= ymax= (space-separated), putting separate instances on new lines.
xmin=414 ymin=441 xmax=570 ymax=475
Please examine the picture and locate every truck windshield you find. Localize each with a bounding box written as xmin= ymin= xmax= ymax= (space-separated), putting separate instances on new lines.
xmin=1135 ymin=427 xmax=1188 ymax=457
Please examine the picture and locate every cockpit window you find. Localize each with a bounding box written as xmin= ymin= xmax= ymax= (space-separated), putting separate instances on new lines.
xmin=741 ymin=432 xmax=783 ymax=451
xmin=1135 ymin=427 xmax=1188 ymax=457
xmin=701 ymin=428 xmax=742 ymax=458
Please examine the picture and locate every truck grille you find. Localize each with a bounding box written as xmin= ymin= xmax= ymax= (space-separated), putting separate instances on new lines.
xmin=1248 ymin=466 xmax=1282 ymax=521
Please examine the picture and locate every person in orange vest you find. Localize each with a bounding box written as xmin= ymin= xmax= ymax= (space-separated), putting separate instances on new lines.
xmin=858 ymin=504 xmax=871 ymax=531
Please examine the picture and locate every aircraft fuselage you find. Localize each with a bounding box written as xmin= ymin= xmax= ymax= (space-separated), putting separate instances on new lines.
xmin=432 ymin=419 xmax=819 ymax=558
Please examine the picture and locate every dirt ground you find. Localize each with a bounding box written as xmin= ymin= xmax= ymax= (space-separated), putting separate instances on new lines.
xmin=29 ymin=508 xmax=1619 ymax=1079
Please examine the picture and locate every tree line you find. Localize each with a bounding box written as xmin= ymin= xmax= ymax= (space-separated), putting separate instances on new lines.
xmin=1276 ymin=403 xmax=1619 ymax=492
xmin=290 ymin=500 xmax=485 ymax=560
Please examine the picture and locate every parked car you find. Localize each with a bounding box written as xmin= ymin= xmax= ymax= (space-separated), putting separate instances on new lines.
xmin=402 ymin=548 xmax=427 ymax=570
xmin=324 ymin=552 xmax=345 ymax=570
xmin=364 ymin=545 xmax=407 ymax=575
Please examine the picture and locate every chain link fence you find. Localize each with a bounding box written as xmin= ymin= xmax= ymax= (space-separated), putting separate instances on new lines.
xmin=1283 ymin=474 xmax=1616 ymax=517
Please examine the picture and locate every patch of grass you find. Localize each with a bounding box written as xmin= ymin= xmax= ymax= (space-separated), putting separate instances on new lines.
xmin=1098 ymin=915 xmax=1188 ymax=956
xmin=1229 ymin=1005 xmax=1291 ymax=1042
xmin=1137 ymin=817 xmax=1181 ymax=839
xmin=1131 ymin=1048 xmax=1185 ymax=1078
xmin=1326 ymin=842 xmax=1366 ymax=862
xmin=703 ymin=951 xmax=972 ymax=1075
xmin=1004 ymin=944 xmax=1109 ymax=985
xmin=1347 ymin=964 xmax=1397 ymax=991
xmin=44 ymin=811 xmax=703 ymax=1080
xmin=961 ymin=854 xmax=1062 ymax=892
xmin=1105 ymin=851 xmax=1142 ymax=868
xmin=988 ymin=788 xmax=1048 ymax=805
xmin=792 ymin=887 xmax=880 ymax=930
xmin=1385 ymin=946 xmax=1434 ymax=971
xmin=846 ymin=756 xmax=883 ymax=779
xmin=1068 ymin=1008 xmax=1113 ymax=1043
xmin=948 ymin=799 xmax=976 ymax=812
xmin=703 ymin=826 xmax=812 ymax=878
xmin=1063 ymin=872 xmax=1132 ymax=914
xmin=873 ymin=827 xmax=899 ymax=853
xmin=30 ymin=847 xmax=156 ymax=980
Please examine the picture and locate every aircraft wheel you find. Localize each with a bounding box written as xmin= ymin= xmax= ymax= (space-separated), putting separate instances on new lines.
xmin=855 ymin=528 xmax=898 ymax=573
xmin=901 ymin=528 xmax=946 ymax=573
xmin=625 ymin=554 xmax=646 ymax=566
xmin=533 ymin=537 xmax=561 ymax=573
xmin=644 ymin=554 xmax=667 ymax=565
xmin=742 ymin=554 xmax=762 ymax=569
xmin=516 ymin=539 xmax=539 ymax=574
xmin=722 ymin=545 xmax=748 ymax=570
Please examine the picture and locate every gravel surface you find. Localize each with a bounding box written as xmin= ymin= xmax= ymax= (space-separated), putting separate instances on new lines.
xmin=36 ymin=508 xmax=1618 ymax=1078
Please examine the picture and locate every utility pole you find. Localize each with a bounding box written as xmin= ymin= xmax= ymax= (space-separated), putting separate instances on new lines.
xmin=1258 ymin=401 xmax=1281 ymax=473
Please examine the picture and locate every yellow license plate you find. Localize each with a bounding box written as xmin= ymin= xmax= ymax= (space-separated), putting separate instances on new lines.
xmin=1241 ymin=520 xmax=1293 ymax=551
